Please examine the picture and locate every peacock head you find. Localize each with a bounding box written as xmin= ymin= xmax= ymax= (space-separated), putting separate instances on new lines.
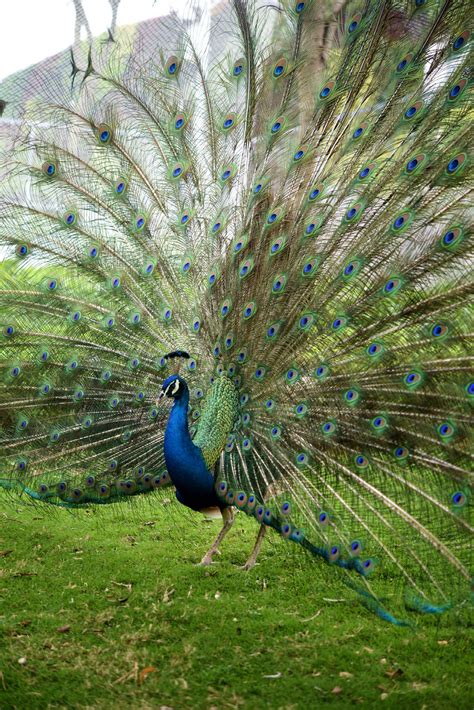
xmin=159 ymin=374 xmax=188 ymax=400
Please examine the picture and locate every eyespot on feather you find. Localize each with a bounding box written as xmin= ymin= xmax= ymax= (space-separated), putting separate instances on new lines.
xmin=232 ymin=58 xmax=246 ymax=77
xmin=242 ymin=301 xmax=257 ymax=320
xmin=42 ymin=160 xmax=58 ymax=176
xmin=403 ymin=100 xmax=423 ymax=121
xmin=272 ymin=56 xmax=289 ymax=79
xmin=439 ymin=225 xmax=463 ymax=250
xmin=447 ymin=79 xmax=467 ymax=102
xmin=451 ymin=30 xmax=470 ymax=52
xmin=172 ymin=112 xmax=189 ymax=131
xmin=347 ymin=14 xmax=362 ymax=36
xmin=97 ymin=123 xmax=112 ymax=144
xmin=444 ymin=153 xmax=467 ymax=177
xmin=165 ymin=56 xmax=181 ymax=76
xmin=395 ymin=53 xmax=413 ymax=74
xmin=314 ymin=363 xmax=330 ymax=380
xmin=222 ymin=112 xmax=237 ymax=131
xmin=269 ymin=115 xmax=286 ymax=137
xmin=318 ymin=80 xmax=335 ymax=100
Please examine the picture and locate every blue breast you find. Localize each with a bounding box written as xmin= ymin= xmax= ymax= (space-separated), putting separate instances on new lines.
xmin=163 ymin=391 xmax=220 ymax=511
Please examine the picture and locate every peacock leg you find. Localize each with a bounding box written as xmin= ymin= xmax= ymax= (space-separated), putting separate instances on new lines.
xmin=199 ymin=506 xmax=235 ymax=565
xmin=241 ymin=523 xmax=267 ymax=571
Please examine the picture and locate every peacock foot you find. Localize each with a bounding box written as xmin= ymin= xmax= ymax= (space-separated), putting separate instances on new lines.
xmin=240 ymin=523 xmax=267 ymax=571
xmin=199 ymin=556 xmax=214 ymax=566
xmin=240 ymin=559 xmax=257 ymax=571
xmin=199 ymin=547 xmax=221 ymax=565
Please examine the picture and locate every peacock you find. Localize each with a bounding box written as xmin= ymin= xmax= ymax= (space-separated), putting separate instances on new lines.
xmin=0 ymin=0 xmax=472 ymax=626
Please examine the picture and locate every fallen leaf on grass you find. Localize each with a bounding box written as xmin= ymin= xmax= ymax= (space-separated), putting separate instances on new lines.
xmin=437 ymin=640 xmax=449 ymax=646
xmin=0 ymin=550 xmax=12 ymax=557
xmin=19 ymin=620 xmax=31 ymax=627
xmin=323 ymin=598 xmax=347 ymax=603
xmin=57 ymin=625 xmax=71 ymax=634
xmin=139 ymin=666 xmax=156 ymax=684
xmin=301 ymin=610 xmax=322 ymax=622
xmin=385 ymin=668 xmax=404 ymax=679
xmin=183 ymin=643 xmax=195 ymax=657
xmin=162 ymin=587 xmax=175 ymax=603
xmin=339 ymin=672 xmax=353 ymax=679
xmin=114 ymin=661 xmax=139 ymax=685
xmin=332 ymin=686 xmax=343 ymax=695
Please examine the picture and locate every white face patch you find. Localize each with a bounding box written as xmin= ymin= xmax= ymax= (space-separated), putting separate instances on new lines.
xmin=163 ymin=379 xmax=180 ymax=397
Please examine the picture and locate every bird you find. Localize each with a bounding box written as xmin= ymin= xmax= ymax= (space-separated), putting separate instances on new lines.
xmin=0 ymin=0 xmax=472 ymax=625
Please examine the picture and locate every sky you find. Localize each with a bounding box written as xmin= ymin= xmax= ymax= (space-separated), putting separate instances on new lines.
xmin=0 ymin=0 xmax=194 ymax=81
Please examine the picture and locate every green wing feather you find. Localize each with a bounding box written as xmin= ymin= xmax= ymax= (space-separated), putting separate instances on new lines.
xmin=193 ymin=377 xmax=239 ymax=470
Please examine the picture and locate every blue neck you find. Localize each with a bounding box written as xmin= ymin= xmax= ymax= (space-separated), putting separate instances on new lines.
xmin=167 ymin=388 xmax=191 ymax=449
xmin=163 ymin=386 xmax=217 ymax=509
xmin=165 ymin=388 xmax=196 ymax=468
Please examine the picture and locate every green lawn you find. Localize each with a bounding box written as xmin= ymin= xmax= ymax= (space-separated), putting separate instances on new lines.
xmin=0 ymin=496 xmax=472 ymax=709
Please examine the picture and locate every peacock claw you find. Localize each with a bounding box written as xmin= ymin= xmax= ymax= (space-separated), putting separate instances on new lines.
xmin=240 ymin=561 xmax=256 ymax=571
xmin=199 ymin=547 xmax=223 ymax=565
xmin=199 ymin=555 xmax=216 ymax=566
xmin=240 ymin=524 xmax=267 ymax=571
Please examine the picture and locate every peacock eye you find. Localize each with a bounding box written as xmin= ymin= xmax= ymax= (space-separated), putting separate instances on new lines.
xmin=232 ymin=59 xmax=245 ymax=77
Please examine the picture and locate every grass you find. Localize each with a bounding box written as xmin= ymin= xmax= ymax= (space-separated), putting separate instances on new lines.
xmin=0 ymin=496 xmax=472 ymax=710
